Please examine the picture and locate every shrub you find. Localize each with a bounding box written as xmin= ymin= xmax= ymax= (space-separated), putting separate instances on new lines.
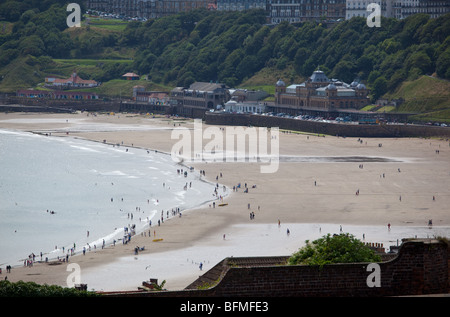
xmin=287 ymin=233 xmax=381 ymax=266
xmin=0 ymin=280 xmax=99 ymax=297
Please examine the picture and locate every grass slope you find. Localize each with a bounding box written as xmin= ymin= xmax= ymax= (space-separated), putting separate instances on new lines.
xmin=385 ymin=75 xmax=450 ymax=122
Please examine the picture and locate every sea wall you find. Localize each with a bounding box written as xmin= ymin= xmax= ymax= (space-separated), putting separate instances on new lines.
xmin=104 ymin=239 xmax=449 ymax=297
xmin=204 ymin=112 xmax=450 ymax=138
xmin=1 ymin=97 xmax=122 ymax=113
xmin=0 ymin=97 xmax=174 ymax=115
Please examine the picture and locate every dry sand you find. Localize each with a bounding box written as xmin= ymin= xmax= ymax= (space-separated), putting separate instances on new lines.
xmin=1 ymin=112 xmax=449 ymax=290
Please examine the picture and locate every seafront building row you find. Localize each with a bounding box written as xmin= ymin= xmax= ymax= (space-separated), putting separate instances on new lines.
xmin=16 ymin=69 xmax=375 ymax=120
xmin=85 ymin=0 xmax=449 ymax=23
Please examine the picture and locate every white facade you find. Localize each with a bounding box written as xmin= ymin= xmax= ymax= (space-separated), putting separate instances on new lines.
xmin=217 ymin=0 xmax=266 ymax=11
xmin=393 ymin=0 xmax=450 ymax=19
xmin=224 ymin=100 xmax=266 ymax=114
xmin=346 ymin=0 xmax=393 ymax=19
xmin=346 ymin=0 xmax=450 ymax=20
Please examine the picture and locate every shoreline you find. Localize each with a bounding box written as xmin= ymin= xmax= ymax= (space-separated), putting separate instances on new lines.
xmin=1 ymin=112 xmax=449 ymax=291
xmin=0 ymin=127 xmax=229 ymax=268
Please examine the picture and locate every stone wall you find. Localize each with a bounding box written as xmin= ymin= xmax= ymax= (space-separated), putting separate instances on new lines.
xmin=2 ymin=97 xmax=122 ymax=113
xmin=104 ymin=239 xmax=449 ymax=297
xmin=204 ymin=113 xmax=450 ymax=138
xmin=1 ymin=97 xmax=177 ymax=115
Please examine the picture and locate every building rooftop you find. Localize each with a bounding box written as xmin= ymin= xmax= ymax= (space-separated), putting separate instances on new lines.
xmin=122 ymin=72 xmax=139 ymax=78
xmin=309 ymin=70 xmax=330 ymax=83
xmin=188 ymin=81 xmax=227 ymax=92
xmin=276 ymin=79 xmax=286 ymax=87
xmin=46 ymin=72 xmax=98 ymax=86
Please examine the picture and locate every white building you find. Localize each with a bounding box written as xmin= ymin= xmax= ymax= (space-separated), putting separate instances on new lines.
xmin=217 ymin=0 xmax=266 ymax=11
xmin=346 ymin=0 xmax=450 ymax=20
xmin=224 ymin=100 xmax=267 ymax=114
xmin=393 ymin=0 xmax=450 ymax=19
xmin=346 ymin=0 xmax=393 ymax=19
xmin=268 ymin=0 xmax=346 ymax=24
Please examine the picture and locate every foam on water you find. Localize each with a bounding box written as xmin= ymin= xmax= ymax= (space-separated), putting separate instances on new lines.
xmin=0 ymin=129 xmax=221 ymax=267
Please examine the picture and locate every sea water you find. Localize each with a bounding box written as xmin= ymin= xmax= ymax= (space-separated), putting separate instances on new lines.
xmin=0 ymin=129 xmax=219 ymax=267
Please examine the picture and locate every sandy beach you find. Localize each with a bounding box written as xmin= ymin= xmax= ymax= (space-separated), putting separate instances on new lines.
xmin=1 ymin=112 xmax=449 ymax=292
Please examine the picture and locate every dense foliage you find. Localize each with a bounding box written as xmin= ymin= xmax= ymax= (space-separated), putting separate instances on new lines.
xmin=0 ymin=0 xmax=449 ymax=101
xmin=287 ymin=233 xmax=381 ymax=266
xmin=0 ymin=280 xmax=99 ymax=297
xmin=127 ymin=9 xmax=450 ymax=94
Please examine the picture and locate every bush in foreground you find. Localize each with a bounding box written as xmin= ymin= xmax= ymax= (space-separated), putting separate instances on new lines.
xmin=287 ymin=233 xmax=381 ymax=266
xmin=0 ymin=280 xmax=99 ymax=297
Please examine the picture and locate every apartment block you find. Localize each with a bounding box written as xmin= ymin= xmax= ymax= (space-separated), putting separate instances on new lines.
xmin=392 ymin=0 xmax=449 ymax=19
xmin=346 ymin=0 xmax=394 ymax=19
xmin=346 ymin=0 xmax=449 ymax=20
xmin=217 ymin=0 xmax=266 ymax=11
xmin=267 ymin=0 xmax=346 ymax=24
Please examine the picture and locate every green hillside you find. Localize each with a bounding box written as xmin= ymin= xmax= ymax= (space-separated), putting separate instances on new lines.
xmin=385 ymin=75 xmax=450 ymax=122
xmin=0 ymin=1 xmax=449 ymax=119
xmin=66 ymin=79 xmax=172 ymax=99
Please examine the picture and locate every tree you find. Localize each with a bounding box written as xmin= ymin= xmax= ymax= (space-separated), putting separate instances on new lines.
xmin=237 ymin=55 xmax=261 ymax=80
xmin=18 ymin=34 xmax=44 ymax=56
xmin=387 ymin=69 xmax=406 ymax=92
xmin=0 ymin=1 xmax=25 ymax=22
xmin=332 ymin=58 xmax=356 ymax=84
xmin=294 ymin=47 xmax=309 ymax=75
xmin=287 ymin=233 xmax=381 ymax=266
xmin=436 ymin=47 xmax=450 ymax=79
xmin=406 ymin=51 xmax=432 ymax=75
xmin=372 ymin=76 xmax=388 ymax=101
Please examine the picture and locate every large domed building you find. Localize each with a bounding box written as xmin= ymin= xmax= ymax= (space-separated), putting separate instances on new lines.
xmin=274 ymin=69 xmax=370 ymax=114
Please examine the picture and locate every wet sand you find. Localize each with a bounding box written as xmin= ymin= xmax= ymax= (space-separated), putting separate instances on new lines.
xmin=1 ymin=112 xmax=449 ymax=291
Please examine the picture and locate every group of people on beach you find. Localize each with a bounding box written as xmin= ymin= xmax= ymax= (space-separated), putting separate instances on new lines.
xmin=121 ymin=166 xmax=222 ymax=255
xmin=232 ymin=182 xmax=257 ymax=193
xmin=0 ymin=265 xmax=12 ymax=277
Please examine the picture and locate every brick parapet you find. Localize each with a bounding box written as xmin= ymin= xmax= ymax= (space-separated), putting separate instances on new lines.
xmin=103 ymin=237 xmax=448 ymax=297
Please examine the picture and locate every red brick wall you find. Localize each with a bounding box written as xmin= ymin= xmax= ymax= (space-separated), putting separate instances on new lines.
xmin=106 ymin=239 xmax=448 ymax=297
